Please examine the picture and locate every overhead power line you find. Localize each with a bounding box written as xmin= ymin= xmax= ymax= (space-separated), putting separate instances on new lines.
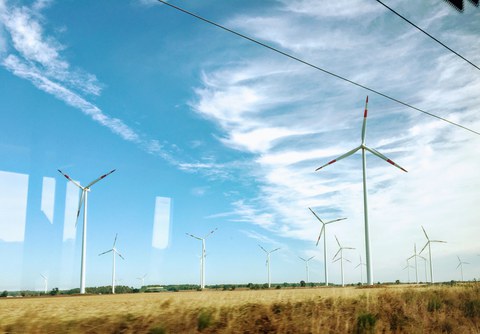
xmin=375 ymin=0 xmax=480 ymax=71
xmin=157 ymin=0 xmax=480 ymax=136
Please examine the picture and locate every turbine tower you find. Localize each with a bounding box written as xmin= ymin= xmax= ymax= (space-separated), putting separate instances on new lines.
xmin=99 ymin=233 xmax=125 ymax=294
xmin=419 ymin=226 xmax=446 ymax=284
xmin=456 ymin=256 xmax=469 ymax=281
xmin=58 ymin=169 xmax=115 ymax=294
xmin=332 ymin=236 xmax=355 ymax=287
xmin=308 ymin=207 xmax=346 ymax=286
xmin=40 ymin=274 xmax=48 ymax=294
xmin=186 ymin=228 xmax=217 ymax=289
xmin=259 ymin=245 xmax=280 ymax=288
xmin=354 ymin=254 xmax=366 ymax=285
xmin=315 ymin=97 xmax=407 ymax=285
xmin=299 ymin=256 xmax=315 ymax=284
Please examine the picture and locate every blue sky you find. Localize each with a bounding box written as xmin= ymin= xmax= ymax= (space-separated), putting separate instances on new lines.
xmin=0 ymin=0 xmax=479 ymax=291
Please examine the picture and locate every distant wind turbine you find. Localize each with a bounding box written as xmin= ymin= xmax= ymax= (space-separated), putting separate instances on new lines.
xmin=186 ymin=228 xmax=217 ymax=289
xmin=99 ymin=233 xmax=125 ymax=294
xmin=58 ymin=169 xmax=115 ymax=294
xmin=308 ymin=207 xmax=346 ymax=286
xmin=315 ymin=97 xmax=407 ymax=285
xmin=420 ymin=226 xmax=446 ymax=284
xmin=299 ymin=256 xmax=315 ymax=284
xmin=333 ymin=236 xmax=355 ymax=287
xmin=354 ymin=255 xmax=366 ymax=285
xmin=137 ymin=274 xmax=147 ymax=287
xmin=40 ymin=274 xmax=48 ymax=294
xmin=407 ymin=243 xmax=425 ymax=284
xmin=456 ymin=256 xmax=469 ymax=281
xmin=402 ymin=259 xmax=415 ymax=283
xmin=259 ymin=245 xmax=280 ymax=288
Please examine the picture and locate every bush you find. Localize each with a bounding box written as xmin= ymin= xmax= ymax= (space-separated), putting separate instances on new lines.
xmin=197 ymin=309 xmax=213 ymax=331
xmin=1 ymin=290 xmax=7 ymax=297
xmin=464 ymin=300 xmax=480 ymax=318
xmin=427 ymin=295 xmax=443 ymax=312
xmin=356 ymin=313 xmax=377 ymax=334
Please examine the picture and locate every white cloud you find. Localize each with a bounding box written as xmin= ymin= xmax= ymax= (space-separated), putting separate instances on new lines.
xmin=189 ymin=0 xmax=480 ymax=282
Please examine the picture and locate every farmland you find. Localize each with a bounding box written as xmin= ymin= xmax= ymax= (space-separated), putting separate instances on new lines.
xmin=1 ymin=283 xmax=480 ymax=333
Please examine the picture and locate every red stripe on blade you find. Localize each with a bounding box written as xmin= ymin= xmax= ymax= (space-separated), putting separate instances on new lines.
xmin=329 ymin=160 xmax=337 ymax=165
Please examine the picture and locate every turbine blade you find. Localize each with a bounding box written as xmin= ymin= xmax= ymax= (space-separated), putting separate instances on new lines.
xmin=344 ymin=258 xmax=351 ymax=263
xmin=333 ymin=248 xmax=341 ymax=260
xmin=335 ymin=235 xmax=341 ymax=248
xmin=419 ymin=242 xmax=429 ymax=254
xmin=258 ymin=245 xmax=268 ymax=253
xmin=308 ymin=256 xmax=315 ymax=261
xmin=117 ymin=251 xmax=125 ymax=260
xmin=186 ymin=233 xmax=202 ymax=241
xmin=456 ymin=263 xmax=461 ymax=269
xmin=204 ymin=227 xmax=218 ymax=239
xmin=315 ymin=225 xmax=325 ymax=246
xmin=299 ymin=256 xmax=306 ymax=262
xmin=457 ymin=256 xmax=461 ymax=262
xmin=57 ymin=169 xmax=83 ymax=189
xmin=421 ymin=226 xmax=430 ymax=241
xmin=75 ymin=190 xmax=86 ymax=228
xmin=407 ymin=255 xmax=415 ymax=260
xmin=364 ymin=146 xmax=408 ymax=173
xmin=40 ymin=274 xmax=46 ymax=279
xmin=308 ymin=207 xmax=324 ymax=224
xmin=271 ymin=247 xmax=281 ymax=253
xmin=86 ymin=169 xmax=116 ymax=188
xmin=361 ymin=96 xmax=368 ymax=143
xmin=431 ymin=240 xmax=447 ymax=243
xmin=344 ymin=247 xmax=355 ymax=250
xmin=315 ymin=146 xmax=361 ymax=171
xmin=113 ymin=233 xmax=118 ymax=247
xmin=99 ymin=249 xmax=113 ymax=256
xmin=325 ymin=217 xmax=347 ymax=225
xmin=333 ymin=257 xmax=341 ymax=263
xmin=355 ymin=264 xmax=361 ymax=268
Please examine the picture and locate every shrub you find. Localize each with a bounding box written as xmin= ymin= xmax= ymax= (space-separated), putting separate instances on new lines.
xmin=356 ymin=313 xmax=377 ymax=334
xmin=427 ymin=295 xmax=443 ymax=312
xmin=197 ymin=309 xmax=213 ymax=331
xmin=464 ymin=300 xmax=480 ymax=318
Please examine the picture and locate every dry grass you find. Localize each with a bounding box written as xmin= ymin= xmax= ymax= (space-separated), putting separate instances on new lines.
xmin=1 ymin=284 xmax=480 ymax=333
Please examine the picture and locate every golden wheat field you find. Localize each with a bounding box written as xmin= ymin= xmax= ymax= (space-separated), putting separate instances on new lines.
xmin=1 ymin=284 xmax=480 ymax=333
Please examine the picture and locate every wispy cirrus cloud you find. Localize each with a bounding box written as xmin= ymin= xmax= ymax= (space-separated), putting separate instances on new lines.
xmin=189 ymin=0 xmax=480 ymax=281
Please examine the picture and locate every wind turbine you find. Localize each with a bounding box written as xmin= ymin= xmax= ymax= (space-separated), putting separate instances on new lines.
xmin=402 ymin=259 xmax=415 ymax=284
xmin=315 ymin=97 xmax=407 ymax=285
xmin=186 ymin=228 xmax=217 ymax=289
xmin=137 ymin=274 xmax=147 ymax=287
xmin=40 ymin=274 xmax=48 ymax=294
xmin=299 ymin=256 xmax=315 ymax=284
xmin=407 ymin=243 xmax=425 ymax=284
xmin=456 ymin=256 xmax=469 ymax=281
xmin=332 ymin=236 xmax=355 ymax=287
xmin=354 ymin=254 xmax=366 ymax=285
xmin=99 ymin=233 xmax=125 ymax=294
xmin=58 ymin=169 xmax=115 ymax=294
xmin=419 ymin=226 xmax=446 ymax=284
xmin=259 ymin=245 xmax=281 ymax=288
xmin=308 ymin=207 xmax=346 ymax=286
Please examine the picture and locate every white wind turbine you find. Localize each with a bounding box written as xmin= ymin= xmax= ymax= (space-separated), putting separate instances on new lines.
xmin=137 ymin=274 xmax=147 ymax=287
xmin=420 ymin=226 xmax=446 ymax=284
xmin=259 ymin=245 xmax=281 ymax=288
xmin=407 ymin=243 xmax=425 ymax=284
xmin=354 ymin=254 xmax=366 ymax=285
xmin=299 ymin=256 xmax=315 ymax=284
xmin=40 ymin=274 xmax=48 ymax=294
xmin=315 ymin=97 xmax=407 ymax=285
xmin=58 ymin=169 xmax=115 ymax=294
xmin=308 ymin=207 xmax=346 ymax=286
xmin=99 ymin=233 xmax=125 ymax=294
xmin=456 ymin=256 xmax=469 ymax=281
xmin=186 ymin=228 xmax=217 ymax=289
xmin=333 ymin=236 xmax=355 ymax=287
xmin=402 ymin=259 xmax=415 ymax=283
